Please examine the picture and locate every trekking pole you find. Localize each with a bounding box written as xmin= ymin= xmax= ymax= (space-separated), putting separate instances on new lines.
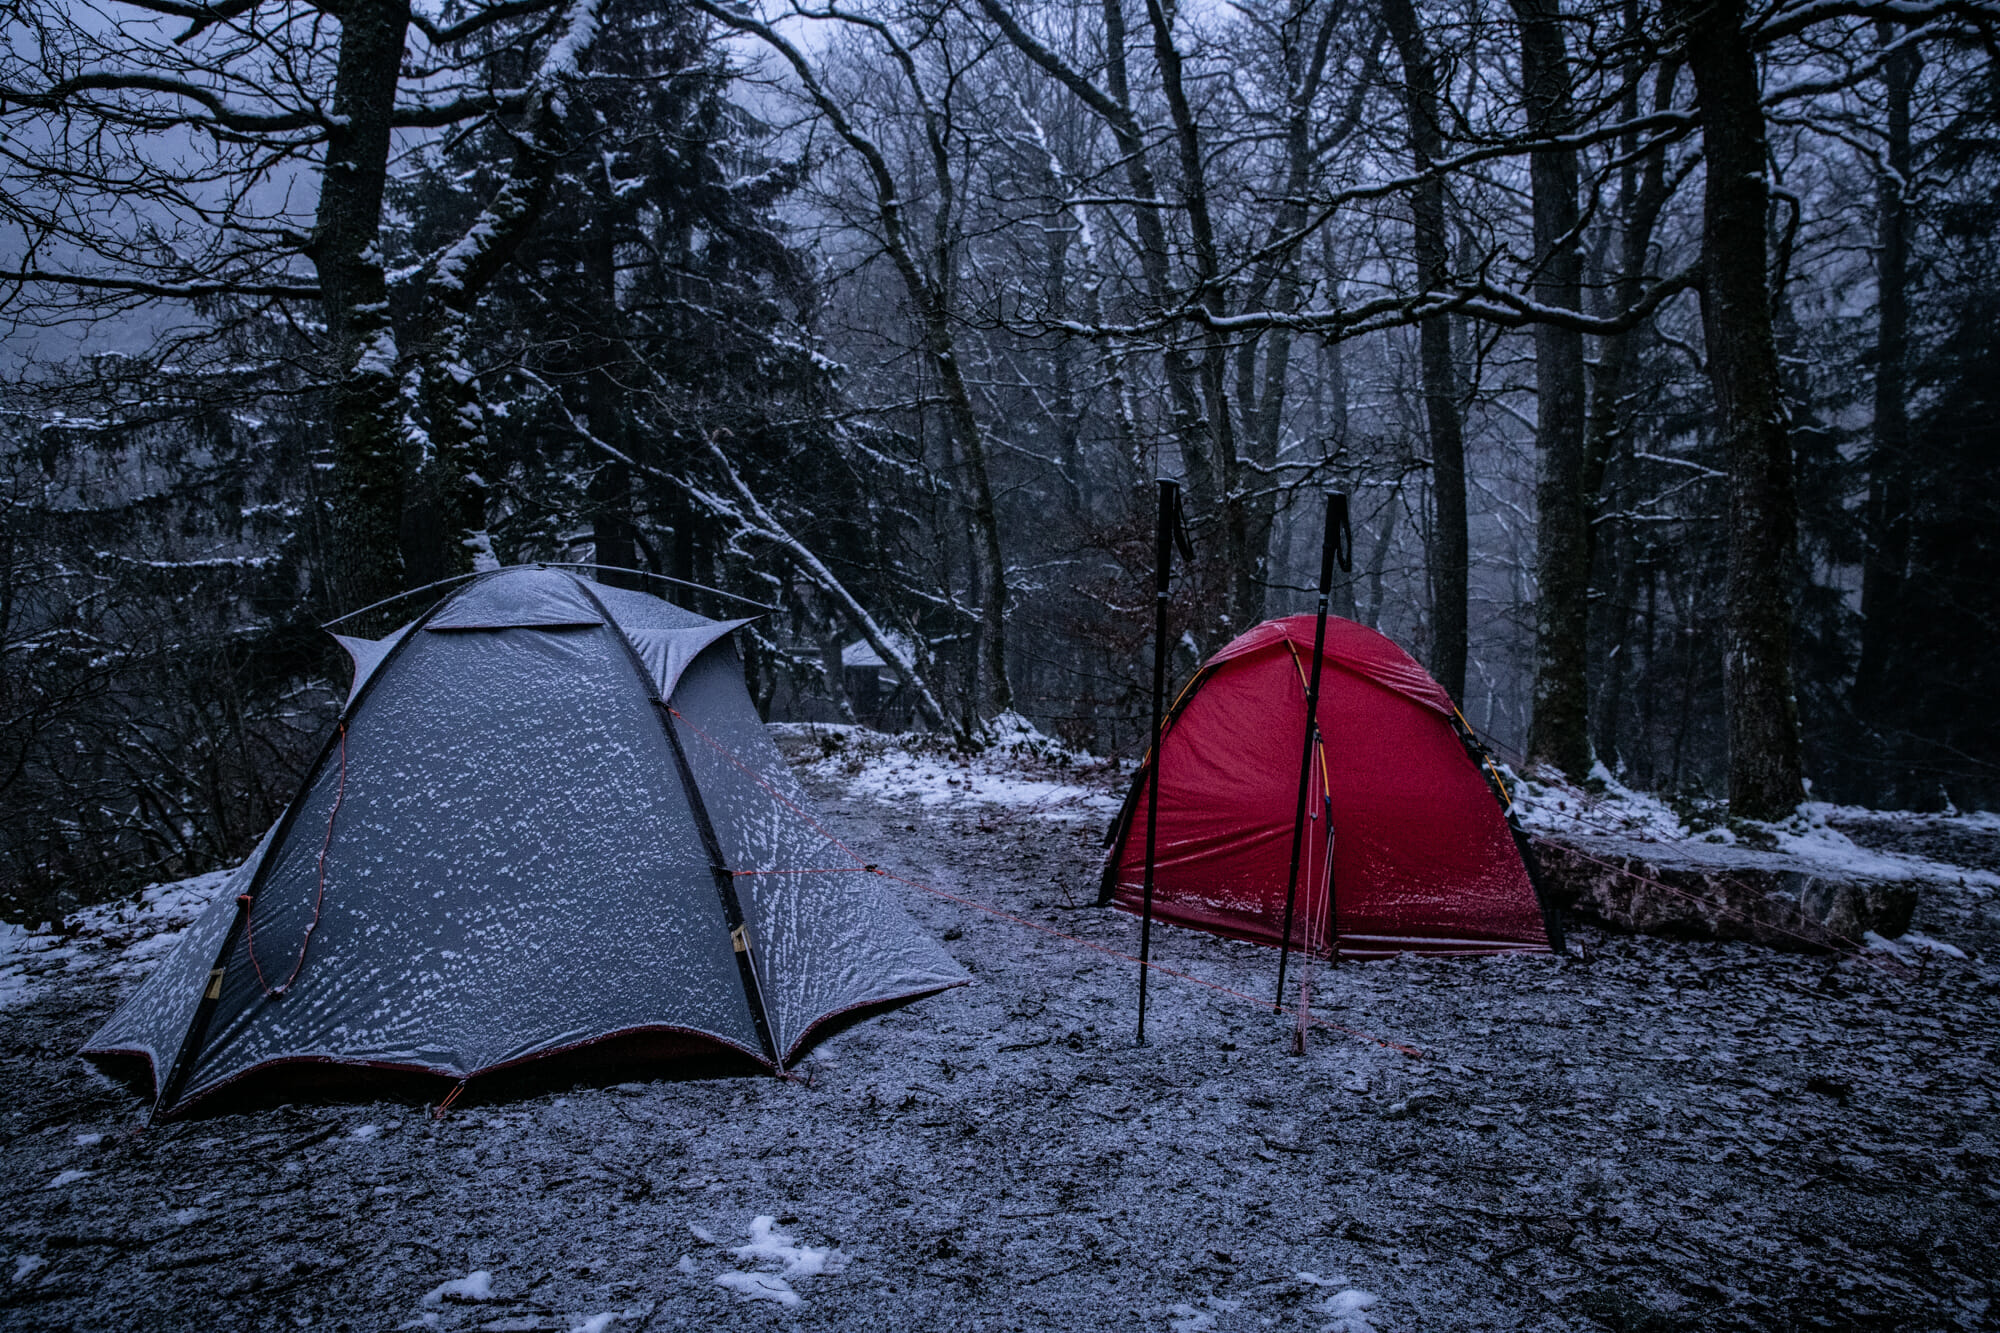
xmin=1138 ymin=477 xmax=1192 ymax=1046
xmin=1276 ymin=491 xmax=1351 ymax=1010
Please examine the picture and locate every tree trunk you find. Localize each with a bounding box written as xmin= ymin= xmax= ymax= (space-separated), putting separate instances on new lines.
xmin=929 ymin=320 xmax=1013 ymax=716
xmin=314 ymin=0 xmax=413 ymax=611
xmin=1669 ymin=0 xmax=1806 ymax=819
xmin=406 ymin=90 xmax=567 ymax=587
xmin=583 ymin=149 xmax=638 ymax=588
xmin=1384 ymin=0 xmax=1467 ymax=703
xmin=1853 ymin=23 xmax=1919 ymax=721
xmin=1512 ymin=0 xmax=1591 ymax=779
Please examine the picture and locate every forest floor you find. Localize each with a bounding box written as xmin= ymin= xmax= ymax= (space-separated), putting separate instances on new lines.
xmin=2 ymin=726 xmax=1997 ymax=1333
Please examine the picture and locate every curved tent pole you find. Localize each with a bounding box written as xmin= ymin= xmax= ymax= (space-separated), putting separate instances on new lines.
xmin=320 ymin=571 xmax=484 ymax=631
xmin=1275 ymin=492 xmax=1351 ymax=1010
xmin=533 ymin=563 xmax=779 ymax=613
xmin=319 ymin=564 xmax=778 ymax=635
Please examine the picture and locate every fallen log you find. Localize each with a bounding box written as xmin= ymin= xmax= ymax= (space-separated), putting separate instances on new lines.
xmin=1532 ymin=833 xmax=1920 ymax=951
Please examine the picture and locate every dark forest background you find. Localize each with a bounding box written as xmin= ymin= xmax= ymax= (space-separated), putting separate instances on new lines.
xmin=3 ymin=0 xmax=1996 ymax=920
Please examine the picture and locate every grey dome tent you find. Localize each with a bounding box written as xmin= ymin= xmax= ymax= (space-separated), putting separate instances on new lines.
xmin=83 ymin=567 xmax=965 ymax=1118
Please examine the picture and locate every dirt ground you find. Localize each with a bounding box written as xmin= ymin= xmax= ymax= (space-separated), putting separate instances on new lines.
xmin=2 ymin=749 xmax=1996 ymax=1333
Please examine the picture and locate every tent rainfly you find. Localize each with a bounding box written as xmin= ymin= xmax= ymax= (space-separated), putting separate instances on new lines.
xmin=84 ymin=567 xmax=965 ymax=1118
xmin=1100 ymin=615 xmax=1561 ymax=959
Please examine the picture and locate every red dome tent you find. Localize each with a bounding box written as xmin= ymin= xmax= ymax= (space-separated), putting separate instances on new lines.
xmin=1101 ymin=615 xmax=1560 ymax=959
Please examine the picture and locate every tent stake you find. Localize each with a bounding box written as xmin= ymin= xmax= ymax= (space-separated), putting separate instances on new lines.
xmin=1276 ymin=492 xmax=1351 ymax=1011
xmin=1138 ymin=478 xmax=1192 ymax=1047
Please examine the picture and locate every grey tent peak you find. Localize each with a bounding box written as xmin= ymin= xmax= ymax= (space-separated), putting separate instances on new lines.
xmin=423 ymin=565 xmax=608 ymax=631
xmin=333 ymin=567 xmax=756 ymax=707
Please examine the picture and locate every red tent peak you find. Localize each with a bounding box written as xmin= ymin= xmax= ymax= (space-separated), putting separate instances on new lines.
xmin=1204 ymin=614 xmax=1456 ymax=716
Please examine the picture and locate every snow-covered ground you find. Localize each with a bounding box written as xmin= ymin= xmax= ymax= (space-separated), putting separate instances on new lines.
xmin=772 ymin=712 xmax=1127 ymax=826
xmin=2 ymin=725 xmax=1996 ymax=1331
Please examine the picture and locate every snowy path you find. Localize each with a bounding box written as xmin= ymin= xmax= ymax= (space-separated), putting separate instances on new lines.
xmin=1 ymin=739 xmax=1996 ymax=1331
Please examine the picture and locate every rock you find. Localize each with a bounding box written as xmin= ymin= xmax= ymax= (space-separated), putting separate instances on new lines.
xmin=1533 ymin=833 xmax=1919 ymax=951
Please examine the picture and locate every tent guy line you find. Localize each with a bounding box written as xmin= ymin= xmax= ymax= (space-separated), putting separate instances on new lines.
xmin=240 ymin=723 xmax=347 ymax=999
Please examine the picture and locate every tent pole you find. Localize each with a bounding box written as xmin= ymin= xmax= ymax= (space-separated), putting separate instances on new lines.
xmin=1276 ymin=492 xmax=1351 ymax=1009
xmin=1137 ymin=478 xmax=1189 ymax=1047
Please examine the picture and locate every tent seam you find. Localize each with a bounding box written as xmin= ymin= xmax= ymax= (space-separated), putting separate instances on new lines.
xmin=562 ymin=573 xmax=782 ymax=1070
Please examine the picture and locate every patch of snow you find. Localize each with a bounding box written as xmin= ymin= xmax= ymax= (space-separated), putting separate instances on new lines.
xmin=1779 ymin=807 xmax=2000 ymax=893
xmin=463 ymin=531 xmax=502 ymax=573
xmin=1514 ymin=765 xmax=1692 ymax=842
xmin=1 ymin=921 xmax=52 ymax=1008
xmin=13 ymin=1255 xmax=45 ymax=1283
xmin=794 ymin=723 xmax=1123 ymax=825
xmin=1168 ymin=1297 xmax=1241 ymax=1332
xmin=569 ymin=1314 xmax=622 ymax=1333
xmin=1515 ymin=775 xmax=1999 ymax=894
xmin=1 ymin=861 xmax=248 ymax=1004
xmin=687 ymin=1223 xmax=717 ymax=1244
xmin=841 ymin=632 xmax=914 ymax=670
xmin=1865 ymin=930 xmax=1970 ymax=960
xmin=173 ymin=1208 xmax=204 ymax=1226
xmin=729 ymin=1215 xmax=846 ymax=1280
xmin=73 ymin=1133 xmax=103 ymax=1147
xmin=675 ymin=1254 xmax=697 ymax=1275
xmin=714 ymin=1271 xmax=800 ymax=1305
xmin=422 ymin=1270 xmax=495 ymax=1305
xmin=351 ymin=1124 xmax=382 ymax=1140
xmin=46 ymin=1170 xmax=90 ymax=1189
xmin=1315 ymin=1288 xmax=1381 ymax=1333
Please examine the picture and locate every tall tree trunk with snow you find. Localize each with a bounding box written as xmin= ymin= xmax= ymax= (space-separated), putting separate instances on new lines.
xmin=582 ymin=145 xmax=639 ymax=587
xmin=1582 ymin=51 xmax=1679 ymax=517
xmin=1143 ymin=0 xmax=1260 ymax=629
xmin=1668 ymin=0 xmax=1806 ymax=819
xmin=1384 ymin=0 xmax=1467 ymax=703
xmin=406 ymin=90 xmax=568 ymax=585
xmin=316 ymin=0 xmax=414 ymax=611
xmin=1512 ymin=0 xmax=1591 ymax=779
xmin=1232 ymin=1 xmax=1356 ymax=642
xmin=1853 ymin=23 xmax=1920 ymax=719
